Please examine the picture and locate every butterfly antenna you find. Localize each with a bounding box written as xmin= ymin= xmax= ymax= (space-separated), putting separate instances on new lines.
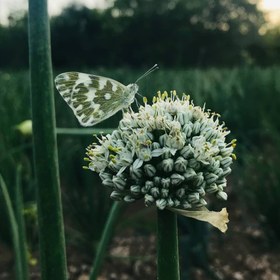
xmin=136 ymin=92 xmax=144 ymax=98
xmin=135 ymin=64 xmax=159 ymax=83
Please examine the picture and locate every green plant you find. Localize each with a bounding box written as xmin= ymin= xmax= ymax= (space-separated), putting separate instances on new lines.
xmin=1 ymin=66 xmax=280 ymax=276
xmin=0 ymin=71 xmax=34 ymax=245
xmin=0 ymin=169 xmax=29 ymax=280
xmin=157 ymin=209 xmax=180 ymax=280
xmin=84 ymin=91 xmax=235 ymax=278
xmin=241 ymin=133 xmax=280 ymax=241
xmin=89 ymin=201 xmax=124 ymax=280
xmin=28 ymin=0 xmax=67 ymax=278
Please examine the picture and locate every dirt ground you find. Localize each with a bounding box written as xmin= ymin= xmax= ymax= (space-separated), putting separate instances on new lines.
xmin=1 ymin=194 xmax=280 ymax=280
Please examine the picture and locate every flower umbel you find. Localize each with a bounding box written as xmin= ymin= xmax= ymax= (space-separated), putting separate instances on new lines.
xmin=85 ymin=91 xmax=236 ymax=211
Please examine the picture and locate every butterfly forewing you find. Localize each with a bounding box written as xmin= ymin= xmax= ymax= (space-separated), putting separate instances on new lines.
xmin=55 ymin=72 xmax=129 ymax=126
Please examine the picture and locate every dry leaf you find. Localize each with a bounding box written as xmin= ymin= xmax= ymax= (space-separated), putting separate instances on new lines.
xmin=169 ymin=207 xmax=229 ymax=233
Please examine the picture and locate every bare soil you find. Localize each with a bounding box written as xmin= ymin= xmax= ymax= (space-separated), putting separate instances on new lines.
xmin=1 ymin=195 xmax=280 ymax=280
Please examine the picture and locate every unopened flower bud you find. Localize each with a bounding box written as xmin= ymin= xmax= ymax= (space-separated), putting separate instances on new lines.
xmin=171 ymin=173 xmax=185 ymax=186
xmin=161 ymin=188 xmax=169 ymax=198
xmin=111 ymin=130 xmax=122 ymax=140
xmin=176 ymin=188 xmax=185 ymax=198
xmin=162 ymin=150 xmax=172 ymax=159
xmin=124 ymin=195 xmax=136 ymax=203
xmin=197 ymin=187 xmax=206 ymax=196
xmin=174 ymin=156 xmax=188 ymax=173
xmin=216 ymin=177 xmax=226 ymax=185
xmin=208 ymin=160 xmax=220 ymax=172
xmin=161 ymin=178 xmax=171 ymax=188
xmin=196 ymin=198 xmax=207 ymax=207
xmin=167 ymin=198 xmax=175 ymax=207
xmin=180 ymin=144 xmax=194 ymax=159
xmin=193 ymin=121 xmax=201 ymax=134
xmin=161 ymin=158 xmax=174 ymax=173
xmin=206 ymin=183 xmax=218 ymax=193
xmin=144 ymin=194 xmax=155 ymax=206
xmin=110 ymin=191 xmax=123 ymax=200
xmin=182 ymin=201 xmax=192 ymax=209
xmin=119 ymin=119 xmax=131 ymax=129
xmin=177 ymin=112 xmax=185 ymax=125
xmin=102 ymin=179 xmax=114 ymax=188
xmin=112 ymin=176 xmax=126 ymax=191
xmin=173 ymin=199 xmax=180 ymax=207
xmin=220 ymin=147 xmax=233 ymax=157
xmin=99 ymin=171 xmax=112 ymax=181
xmin=152 ymin=142 xmax=161 ymax=150
xmin=144 ymin=164 xmax=156 ymax=177
xmin=188 ymin=158 xmax=200 ymax=170
xmin=220 ymin=157 xmax=233 ymax=168
xmin=130 ymin=165 xmax=143 ymax=180
xmin=153 ymin=176 xmax=161 ymax=186
xmin=145 ymin=181 xmax=154 ymax=190
xmin=151 ymin=187 xmax=160 ymax=198
xmin=156 ymin=199 xmax=167 ymax=210
xmin=188 ymin=192 xmax=200 ymax=203
xmin=159 ymin=134 xmax=167 ymax=146
xmin=199 ymin=121 xmax=208 ymax=132
xmin=130 ymin=185 xmax=141 ymax=195
xmin=222 ymin=167 xmax=232 ymax=177
xmin=204 ymin=127 xmax=215 ymax=140
xmin=216 ymin=191 xmax=228 ymax=200
xmin=15 ymin=120 xmax=32 ymax=136
xmin=205 ymin=173 xmax=219 ymax=184
xmin=182 ymin=123 xmax=193 ymax=137
xmin=184 ymin=168 xmax=196 ymax=180
xmin=141 ymin=180 xmax=153 ymax=194
xmin=193 ymin=172 xmax=204 ymax=186
xmin=217 ymin=182 xmax=227 ymax=190
xmin=214 ymin=168 xmax=224 ymax=177
xmin=183 ymin=110 xmax=192 ymax=123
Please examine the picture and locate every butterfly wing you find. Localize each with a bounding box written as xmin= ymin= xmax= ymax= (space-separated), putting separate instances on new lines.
xmin=55 ymin=72 xmax=129 ymax=126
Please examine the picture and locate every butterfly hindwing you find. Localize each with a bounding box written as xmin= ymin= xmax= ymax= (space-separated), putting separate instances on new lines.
xmin=55 ymin=72 xmax=129 ymax=126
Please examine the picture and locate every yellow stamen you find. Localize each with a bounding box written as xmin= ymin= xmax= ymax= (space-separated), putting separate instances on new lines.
xmin=231 ymin=153 xmax=237 ymax=160
xmin=108 ymin=145 xmax=121 ymax=153
xmin=152 ymin=96 xmax=157 ymax=103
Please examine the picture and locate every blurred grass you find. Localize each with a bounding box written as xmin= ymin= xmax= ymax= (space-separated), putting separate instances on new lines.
xmin=0 ymin=67 xmax=280 ymax=247
xmin=0 ymin=171 xmax=29 ymax=280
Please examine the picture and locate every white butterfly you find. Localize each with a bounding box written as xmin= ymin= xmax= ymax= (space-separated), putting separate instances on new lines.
xmin=54 ymin=64 xmax=158 ymax=127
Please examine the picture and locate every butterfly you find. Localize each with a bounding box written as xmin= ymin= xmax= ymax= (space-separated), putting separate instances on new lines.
xmin=54 ymin=64 xmax=158 ymax=127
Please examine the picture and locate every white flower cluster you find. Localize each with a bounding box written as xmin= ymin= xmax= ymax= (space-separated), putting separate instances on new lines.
xmin=85 ymin=91 xmax=236 ymax=210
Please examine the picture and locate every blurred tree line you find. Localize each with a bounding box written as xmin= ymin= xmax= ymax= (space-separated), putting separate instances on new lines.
xmin=0 ymin=0 xmax=279 ymax=69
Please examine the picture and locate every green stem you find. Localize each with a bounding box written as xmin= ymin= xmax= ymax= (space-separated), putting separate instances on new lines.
xmin=157 ymin=209 xmax=180 ymax=280
xmin=14 ymin=166 xmax=30 ymax=280
xmin=0 ymin=174 xmax=27 ymax=280
xmin=28 ymin=1 xmax=67 ymax=280
xmin=89 ymin=202 xmax=124 ymax=280
xmin=56 ymin=127 xmax=114 ymax=136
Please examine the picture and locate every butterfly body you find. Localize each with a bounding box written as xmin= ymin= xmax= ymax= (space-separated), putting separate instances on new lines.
xmin=55 ymin=72 xmax=139 ymax=126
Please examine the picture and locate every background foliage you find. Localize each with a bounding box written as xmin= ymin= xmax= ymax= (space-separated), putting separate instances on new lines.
xmin=1 ymin=67 xmax=280 ymax=245
xmin=0 ymin=0 xmax=280 ymax=277
xmin=0 ymin=0 xmax=280 ymax=69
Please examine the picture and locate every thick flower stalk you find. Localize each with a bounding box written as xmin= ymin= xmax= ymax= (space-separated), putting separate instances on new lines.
xmin=85 ymin=91 xmax=236 ymax=212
